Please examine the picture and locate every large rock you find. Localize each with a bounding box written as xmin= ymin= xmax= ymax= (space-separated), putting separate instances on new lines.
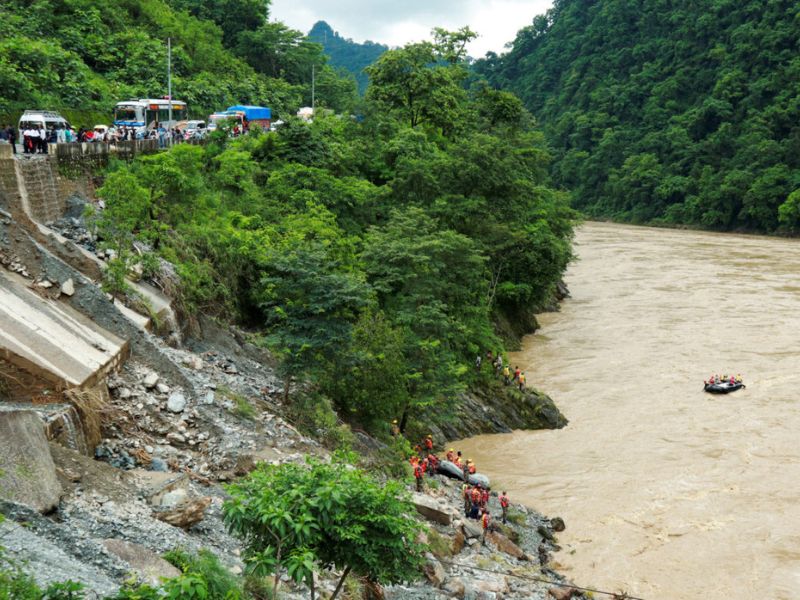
xmin=153 ymin=496 xmax=211 ymax=529
xmin=486 ymin=531 xmax=527 ymax=560
xmin=462 ymin=519 xmax=483 ymax=540
xmin=548 ymin=587 xmax=577 ymax=600
xmin=166 ymin=392 xmax=186 ymax=413
xmin=412 ymin=493 xmax=452 ymax=526
xmin=423 ymin=557 xmax=446 ymax=587
xmin=445 ymin=578 xmax=466 ymax=598
xmin=0 ymin=411 xmax=61 ymax=512
xmin=102 ymin=539 xmax=181 ymax=585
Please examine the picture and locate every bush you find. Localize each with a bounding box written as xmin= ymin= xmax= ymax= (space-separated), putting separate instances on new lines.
xmin=162 ymin=548 xmax=242 ymax=599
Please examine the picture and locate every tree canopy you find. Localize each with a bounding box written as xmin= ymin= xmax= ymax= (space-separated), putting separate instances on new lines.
xmin=91 ymin=31 xmax=576 ymax=435
xmin=0 ymin=0 xmax=357 ymax=122
xmin=477 ymin=0 xmax=800 ymax=233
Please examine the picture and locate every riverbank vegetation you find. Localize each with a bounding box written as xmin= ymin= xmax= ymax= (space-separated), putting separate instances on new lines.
xmin=93 ymin=29 xmax=575 ymax=438
xmin=477 ymin=0 xmax=800 ymax=233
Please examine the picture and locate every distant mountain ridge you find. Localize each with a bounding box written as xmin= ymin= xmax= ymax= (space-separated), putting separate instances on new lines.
xmin=308 ymin=21 xmax=388 ymax=94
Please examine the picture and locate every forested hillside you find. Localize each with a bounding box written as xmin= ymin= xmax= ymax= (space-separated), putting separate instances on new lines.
xmin=478 ymin=0 xmax=800 ymax=233
xmin=0 ymin=0 xmax=357 ymax=123
xmin=308 ymin=21 xmax=389 ymax=93
xmin=94 ymin=29 xmax=575 ymax=434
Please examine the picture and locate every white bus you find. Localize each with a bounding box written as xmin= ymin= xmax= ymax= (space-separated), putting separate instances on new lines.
xmin=113 ymin=99 xmax=188 ymax=132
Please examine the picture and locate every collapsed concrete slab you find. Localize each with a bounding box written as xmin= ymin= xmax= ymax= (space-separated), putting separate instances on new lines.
xmin=0 ymin=410 xmax=61 ymax=512
xmin=0 ymin=269 xmax=128 ymax=393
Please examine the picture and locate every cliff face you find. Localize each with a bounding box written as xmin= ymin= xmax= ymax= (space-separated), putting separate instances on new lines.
xmin=436 ymin=382 xmax=567 ymax=442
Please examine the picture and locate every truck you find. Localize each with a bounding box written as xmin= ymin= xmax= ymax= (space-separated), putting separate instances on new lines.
xmin=208 ymin=105 xmax=271 ymax=132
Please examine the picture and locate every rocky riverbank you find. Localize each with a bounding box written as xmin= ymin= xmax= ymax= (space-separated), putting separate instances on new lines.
xmin=0 ymin=189 xmax=579 ymax=598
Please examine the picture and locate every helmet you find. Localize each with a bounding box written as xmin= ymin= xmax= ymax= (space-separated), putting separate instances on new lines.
xmin=427 ymin=434 xmax=432 ymax=438
xmin=449 ymin=448 xmax=454 ymax=452
xmin=392 ymin=419 xmax=398 ymax=424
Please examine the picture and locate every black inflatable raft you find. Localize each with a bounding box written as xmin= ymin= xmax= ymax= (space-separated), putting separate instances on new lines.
xmin=468 ymin=473 xmax=490 ymax=489
xmin=437 ymin=460 xmax=465 ymax=480
xmin=704 ymin=381 xmax=745 ymax=394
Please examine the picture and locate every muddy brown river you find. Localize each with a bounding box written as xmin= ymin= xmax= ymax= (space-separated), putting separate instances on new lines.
xmin=457 ymin=222 xmax=800 ymax=599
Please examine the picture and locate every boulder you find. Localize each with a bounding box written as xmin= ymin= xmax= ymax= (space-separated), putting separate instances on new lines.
xmin=548 ymin=587 xmax=576 ymax=600
xmin=462 ymin=519 xmax=483 ymax=540
xmin=60 ymin=278 xmax=75 ymax=296
xmin=452 ymin=529 xmax=466 ymax=554
xmin=412 ymin=493 xmax=452 ymax=526
xmin=445 ymin=578 xmax=466 ymax=598
xmin=102 ymin=539 xmax=181 ymax=585
xmin=0 ymin=411 xmax=61 ymax=512
xmin=486 ymin=531 xmax=527 ymax=560
xmin=154 ymin=496 xmax=211 ymax=529
xmin=423 ymin=558 xmax=446 ymax=587
xmin=143 ymin=373 xmax=159 ymax=388
xmin=550 ymin=517 xmax=566 ymax=532
xmin=166 ymin=392 xmax=186 ymax=413
xmin=475 ymin=577 xmax=509 ymax=595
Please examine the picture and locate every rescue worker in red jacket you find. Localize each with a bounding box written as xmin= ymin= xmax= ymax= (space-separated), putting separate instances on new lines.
xmin=481 ymin=487 xmax=490 ymax=508
xmin=471 ymin=485 xmax=482 ymax=510
xmin=499 ymin=491 xmax=510 ymax=524
xmin=424 ymin=434 xmax=434 ymax=452
xmin=413 ymin=461 xmax=424 ymax=492
xmin=481 ymin=509 xmax=491 ymax=544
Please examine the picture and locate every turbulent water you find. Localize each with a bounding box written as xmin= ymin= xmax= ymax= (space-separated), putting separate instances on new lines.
xmin=457 ymin=222 xmax=800 ymax=600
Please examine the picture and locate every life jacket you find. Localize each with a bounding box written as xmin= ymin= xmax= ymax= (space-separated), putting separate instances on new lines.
xmin=729 ymin=376 xmax=735 ymax=384
xmin=463 ymin=485 xmax=470 ymax=499
xmin=446 ymin=451 xmax=455 ymax=462
xmin=500 ymin=495 xmax=509 ymax=508
xmin=503 ymin=367 xmax=510 ymax=377
xmin=413 ymin=464 xmax=423 ymax=479
xmin=514 ymin=369 xmax=521 ymax=379
xmin=425 ymin=438 xmax=433 ymax=450
xmin=482 ymin=513 xmax=490 ymax=529
xmin=468 ymin=464 xmax=476 ymax=474
xmin=520 ymin=375 xmax=526 ymax=384
xmin=481 ymin=490 xmax=489 ymax=505
xmin=471 ymin=488 xmax=481 ymax=502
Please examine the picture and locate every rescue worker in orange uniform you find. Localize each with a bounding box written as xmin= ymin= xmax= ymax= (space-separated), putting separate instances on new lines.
xmin=499 ymin=491 xmax=510 ymax=524
xmin=413 ymin=460 xmax=424 ymax=492
xmin=481 ymin=509 xmax=491 ymax=544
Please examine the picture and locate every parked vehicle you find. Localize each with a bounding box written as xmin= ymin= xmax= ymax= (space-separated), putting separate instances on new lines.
xmin=179 ymin=120 xmax=207 ymax=139
xmin=18 ymin=110 xmax=71 ymax=133
xmin=225 ymin=105 xmax=271 ymax=130
xmin=113 ymin=99 xmax=188 ymax=134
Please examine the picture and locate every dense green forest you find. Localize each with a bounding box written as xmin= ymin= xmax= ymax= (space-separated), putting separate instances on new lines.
xmin=308 ymin=21 xmax=389 ymax=94
xmin=0 ymin=0 xmax=358 ymax=123
xmin=477 ymin=0 xmax=800 ymax=233
xmin=94 ymin=28 xmax=575 ymax=435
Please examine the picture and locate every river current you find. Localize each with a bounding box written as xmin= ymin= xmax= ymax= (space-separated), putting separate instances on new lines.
xmin=456 ymin=222 xmax=800 ymax=599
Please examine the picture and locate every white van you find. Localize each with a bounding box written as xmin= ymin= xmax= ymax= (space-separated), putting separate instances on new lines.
xmin=18 ymin=110 xmax=71 ymax=133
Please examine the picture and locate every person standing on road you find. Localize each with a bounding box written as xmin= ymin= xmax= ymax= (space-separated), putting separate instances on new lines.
xmin=6 ymin=125 xmax=16 ymax=154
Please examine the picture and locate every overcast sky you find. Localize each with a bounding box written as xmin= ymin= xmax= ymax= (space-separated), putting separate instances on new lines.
xmin=270 ymin=0 xmax=554 ymax=57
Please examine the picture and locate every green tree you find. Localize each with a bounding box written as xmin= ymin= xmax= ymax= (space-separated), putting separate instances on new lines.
xmin=223 ymin=458 xmax=425 ymax=600
xmin=366 ymin=41 xmax=467 ymax=133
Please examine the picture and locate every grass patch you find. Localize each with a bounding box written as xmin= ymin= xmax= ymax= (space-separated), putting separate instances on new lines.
xmin=427 ymin=528 xmax=453 ymax=559
xmin=218 ymin=385 xmax=257 ymax=420
xmin=506 ymin=509 xmax=527 ymax=526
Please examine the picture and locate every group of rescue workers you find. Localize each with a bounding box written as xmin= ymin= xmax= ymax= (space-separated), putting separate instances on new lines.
xmin=705 ymin=373 xmax=743 ymax=385
xmin=407 ymin=433 xmax=511 ymax=543
xmin=477 ymin=350 xmax=527 ymax=392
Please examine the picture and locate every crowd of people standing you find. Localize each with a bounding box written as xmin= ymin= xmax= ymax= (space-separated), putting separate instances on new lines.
xmin=0 ymin=122 xmax=199 ymax=155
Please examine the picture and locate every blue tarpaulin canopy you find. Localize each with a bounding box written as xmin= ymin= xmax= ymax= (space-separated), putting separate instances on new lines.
xmin=226 ymin=105 xmax=271 ymax=120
